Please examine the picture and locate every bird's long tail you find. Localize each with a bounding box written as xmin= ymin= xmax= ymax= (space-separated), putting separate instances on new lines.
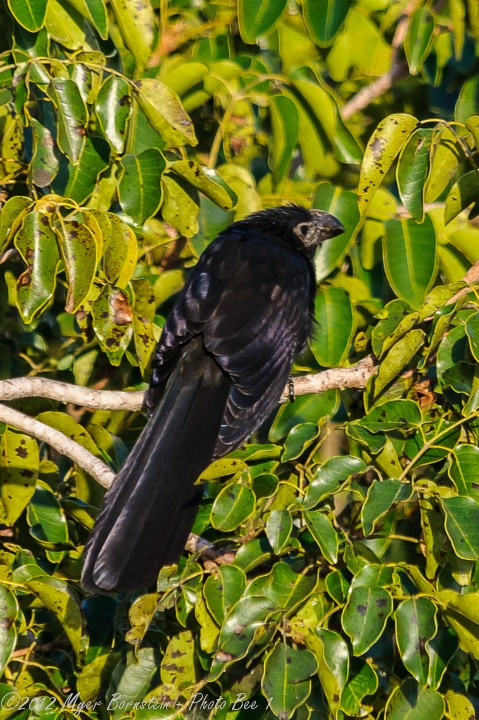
xmin=81 ymin=337 xmax=231 ymax=593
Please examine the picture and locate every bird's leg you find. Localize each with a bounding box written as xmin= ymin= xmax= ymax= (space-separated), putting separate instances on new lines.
xmin=288 ymin=376 xmax=295 ymax=403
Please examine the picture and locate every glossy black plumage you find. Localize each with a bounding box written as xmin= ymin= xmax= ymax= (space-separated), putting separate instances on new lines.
xmin=81 ymin=205 xmax=344 ymax=593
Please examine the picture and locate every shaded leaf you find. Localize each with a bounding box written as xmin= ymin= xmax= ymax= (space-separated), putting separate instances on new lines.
xmin=96 ymin=75 xmax=131 ymax=154
xmin=56 ymin=219 xmax=97 ymax=313
xmin=262 ymin=643 xmax=317 ymax=719
xmin=29 ymin=118 xmax=59 ymax=188
xmin=46 ymin=78 xmax=87 ymax=163
xmin=238 ymin=0 xmax=288 ymax=43
xmin=342 ymin=586 xmax=393 ymax=655
xmin=14 ymin=210 xmax=60 ymax=322
xmin=405 ymin=8 xmax=435 ymax=75
xmin=303 ymin=0 xmax=352 ymax=46
xmin=118 ymin=149 xmax=165 ymax=225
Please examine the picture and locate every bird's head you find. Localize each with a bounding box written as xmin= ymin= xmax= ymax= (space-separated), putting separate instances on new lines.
xmin=236 ymin=204 xmax=344 ymax=256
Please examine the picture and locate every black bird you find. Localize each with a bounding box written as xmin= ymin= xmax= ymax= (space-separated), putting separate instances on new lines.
xmin=81 ymin=205 xmax=344 ymax=593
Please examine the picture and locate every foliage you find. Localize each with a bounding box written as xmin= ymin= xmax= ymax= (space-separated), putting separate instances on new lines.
xmin=1 ymin=0 xmax=479 ymax=718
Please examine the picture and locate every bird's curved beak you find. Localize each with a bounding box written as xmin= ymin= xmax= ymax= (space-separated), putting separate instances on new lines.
xmin=313 ymin=210 xmax=345 ymax=240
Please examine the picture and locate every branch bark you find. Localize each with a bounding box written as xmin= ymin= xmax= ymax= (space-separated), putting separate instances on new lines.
xmin=0 ymin=402 xmax=115 ymax=488
xmin=0 ymin=357 xmax=377 ymax=488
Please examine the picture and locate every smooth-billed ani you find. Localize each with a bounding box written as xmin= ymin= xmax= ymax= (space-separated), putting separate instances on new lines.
xmin=81 ymin=205 xmax=344 ymax=593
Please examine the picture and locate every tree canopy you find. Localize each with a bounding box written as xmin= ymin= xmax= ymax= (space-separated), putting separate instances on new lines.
xmin=1 ymin=0 xmax=479 ymax=717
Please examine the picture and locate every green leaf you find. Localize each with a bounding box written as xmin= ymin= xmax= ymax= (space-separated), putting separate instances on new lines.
xmin=44 ymin=0 xmax=86 ymax=48
xmin=262 ymin=643 xmax=317 ymax=719
xmin=383 ymin=216 xmax=436 ymax=308
xmin=269 ymin=95 xmax=299 ymax=186
xmin=310 ymin=286 xmax=354 ymax=366
xmin=358 ymin=113 xmax=418 ymax=215
xmin=313 ymin=182 xmax=360 ymax=281
xmin=372 ymin=301 xmax=418 ymax=359
xmin=362 ymin=478 xmax=413 ymax=536
xmin=373 ymin=330 xmax=425 ymax=397
xmin=36 ymin=411 xmax=101 ymax=457
xmin=109 ymin=0 xmax=155 ymax=70
xmin=95 ymin=75 xmax=131 ymax=154
xmin=436 ymin=590 xmax=479 ymax=659
xmin=204 ymin=565 xmax=246 ymax=624
xmin=212 ymin=595 xmax=277 ymax=673
xmin=266 ymin=509 xmax=293 ymax=553
xmin=134 ymin=78 xmax=197 ymax=147
xmin=424 ymin=125 xmax=461 ymax=203
xmin=27 ymin=483 xmax=68 ymax=545
xmin=46 ymin=78 xmax=87 ymax=163
xmin=395 ymin=598 xmax=436 ymax=684
xmin=449 ymin=444 xmax=479 ymax=499
xmin=282 ymin=422 xmax=318 ymax=461
xmin=103 ymin=214 xmax=137 ymax=287
xmin=465 ymin=312 xmax=479 ymax=361
xmin=131 ymin=278 xmax=156 ymax=375
xmin=200 ymin=458 xmax=248 ymax=480
xmin=23 ymin=575 xmax=82 ymax=657
xmin=357 ymin=399 xmax=422 ymax=433
xmin=442 ymin=496 xmax=479 ymax=560
xmin=62 ymin=137 xmax=110 ymax=204
xmin=0 ymin=585 xmax=17 ymax=674
xmin=67 ymin=0 xmax=107 ymax=38
xmin=304 ymin=455 xmax=367 ymax=509
xmin=108 ymin=648 xmax=159 ymax=719
xmin=238 ymin=0 xmax=288 ymax=43
xmin=445 ymin=170 xmax=479 ymax=224
xmin=56 ymin=219 xmax=97 ymax=313
xmin=0 ymin=429 xmax=38 ymax=526
xmin=269 ymin=390 xmax=338 ymax=442
xmin=29 ymin=118 xmax=59 ymax=188
xmin=77 ymin=652 xmax=121 ymax=703
xmin=396 ymin=128 xmax=433 ymax=221
xmin=8 ymin=0 xmax=47 ymax=31
xmin=160 ymin=630 xmax=196 ymax=686
xmin=341 ymin=657 xmax=378 ymax=716
xmin=436 ymin=325 xmax=471 ymax=393
xmin=405 ymin=8 xmax=435 ymax=75
xmin=305 ymin=628 xmax=349 ymax=715
xmin=247 ymin=563 xmax=318 ymax=614
xmin=426 ymin=625 xmax=458 ymax=690
xmin=303 ymin=0 xmax=352 ymax=46
xmin=385 ymin=678 xmax=444 ymax=720
xmin=14 ymin=210 xmax=60 ymax=322
xmin=342 ymin=586 xmax=393 ymax=655
xmin=303 ymin=511 xmax=338 ymax=563
xmin=118 ymin=150 xmax=165 ymax=225
xmin=0 ymin=196 xmax=31 ymax=253
xmin=92 ymin=285 xmax=133 ymax=365
xmin=161 ymin=174 xmax=199 ymax=237
xmin=445 ymin=691 xmax=476 ymax=720
xmin=210 ymin=480 xmax=256 ymax=531
xmin=170 ymin=159 xmax=237 ymax=211
xmin=290 ymin=67 xmax=362 ymax=164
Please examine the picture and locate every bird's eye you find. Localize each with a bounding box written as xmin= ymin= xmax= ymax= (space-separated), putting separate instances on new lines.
xmin=298 ymin=224 xmax=309 ymax=235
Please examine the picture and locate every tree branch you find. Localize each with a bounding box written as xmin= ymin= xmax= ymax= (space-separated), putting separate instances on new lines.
xmin=0 ymin=357 xmax=377 ymax=490
xmin=0 ymin=377 xmax=145 ymax=411
xmin=0 ymin=402 xmax=115 ymax=488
